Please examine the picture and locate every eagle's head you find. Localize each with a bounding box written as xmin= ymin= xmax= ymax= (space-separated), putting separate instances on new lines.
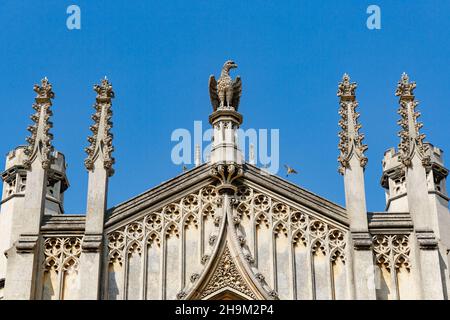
xmin=223 ymin=60 xmax=238 ymax=72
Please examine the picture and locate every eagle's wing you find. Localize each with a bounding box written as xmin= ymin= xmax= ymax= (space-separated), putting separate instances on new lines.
xmin=232 ymin=76 xmax=242 ymax=111
xmin=209 ymin=75 xmax=220 ymax=111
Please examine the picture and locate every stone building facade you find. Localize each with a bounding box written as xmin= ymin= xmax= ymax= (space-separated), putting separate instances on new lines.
xmin=0 ymin=63 xmax=449 ymax=300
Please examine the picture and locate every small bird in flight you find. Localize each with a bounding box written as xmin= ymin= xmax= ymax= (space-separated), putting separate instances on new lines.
xmin=284 ymin=164 xmax=298 ymax=177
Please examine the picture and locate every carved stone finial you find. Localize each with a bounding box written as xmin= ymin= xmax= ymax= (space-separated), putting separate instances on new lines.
xmin=33 ymin=77 xmax=55 ymax=103
xmin=395 ymin=73 xmax=430 ymax=167
xmin=94 ymin=77 xmax=115 ymax=103
xmin=85 ymin=78 xmax=116 ymax=176
xmin=337 ymin=73 xmax=357 ymax=100
xmin=337 ymin=74 xmax=367 ymax=174
xmin=24 ymin=77 xmax=55 ymax=169
xmin=395 ymin=72 xmax=416 ymax=99
xmin=208 ymin=60 xmax=242 ymax=111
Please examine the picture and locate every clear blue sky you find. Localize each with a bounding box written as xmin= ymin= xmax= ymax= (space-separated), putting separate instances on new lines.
xmin=0 ymin=1 xmax=449 ymax=213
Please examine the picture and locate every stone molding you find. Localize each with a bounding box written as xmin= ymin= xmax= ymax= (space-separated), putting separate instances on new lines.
xmin=81 ymin=234 xmax=103 ymax=252
xmin=415 ymin=230 xmax=438 ymax=250
xmin=351 ymin=232 xmax=373 ymax=250
xmin=15 ymin=234 xmax=39 ymax=254
xmin=41 ymin=214 xmax=86 ymax=233
xmin=368 ymin=212 xmax=414 ymax=234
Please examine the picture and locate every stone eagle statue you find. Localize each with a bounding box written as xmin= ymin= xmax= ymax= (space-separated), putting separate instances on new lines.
xmin=209 ymin=60 xmax=242 ymax=111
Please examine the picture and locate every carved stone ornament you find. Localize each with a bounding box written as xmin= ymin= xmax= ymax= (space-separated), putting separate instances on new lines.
xmin=268 ymin=290 xmax=279 ymax=299
xmin=373 ymin=234 xmax=411 ymax=271
xmin=234 ymin=185 xmax=347 ymax=263
xmin=42 ymin=237 xmax=82 ymax=274
xmin=23 ymin=77 xmax=55 ymax=169
xmin=85 ymin=77 xmax=116 ymax=176
xmin=190 ymin=273 xmax=200 ymax=283
xmin=209 ymin=60 xmax=242 ymax=111
xmin=337 ymin=74 xmax=368 ymax=175
xmin=395 ymin=73 xmax=430 ymax=167
xmin=201 ymin=254 xmax=210 ymax=265
xmin=176 ymin=290 xmax=187 ymax=300
xmin=200 ymin=246 xmax=256 ymax=299
xmin=106 ymin=185 xmax=220 ymax=269
xmin=210 ymin=163 xmax=244 ymax=193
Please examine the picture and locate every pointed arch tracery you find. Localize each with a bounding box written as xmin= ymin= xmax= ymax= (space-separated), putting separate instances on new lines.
xmin=104 ymin=184 xmax=221 ymax=300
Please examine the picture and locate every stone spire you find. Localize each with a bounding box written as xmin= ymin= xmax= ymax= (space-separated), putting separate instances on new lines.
xmin=393 ymin=73 xmax=444 ymax=299
xmin=85 ymin=77 xmax=115 ymax=176
xmin=337 ymin=74 xmax=375 ymax=300
xmin=79 ymin=77 xmax=116 ymax=299
xmin=3 ymin=77 xmax=57 ymax=299
xmin=395 ymin=73 xmax=444 ymax=299
xmin=23 ymin=77 xmax=55 ymax=169
xmin=395 ymin=72 xmax=430 ymax=167
xmin=337 ymin=74 xmax=368 ymax=174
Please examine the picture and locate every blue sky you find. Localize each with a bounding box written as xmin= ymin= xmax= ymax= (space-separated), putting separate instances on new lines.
xmin=0 ymin=1 xmax=448 ymax=213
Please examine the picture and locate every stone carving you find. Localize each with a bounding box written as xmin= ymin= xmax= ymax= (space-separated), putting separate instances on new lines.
xmin=395 ymin=73 xmax=430 ymax=167
xmin=337 ymin=74 xmax=368 ymax=174
xmin=209 ymin=60 xmax=242 ymax=111
xmin=210 ymin=163 xmax=244 ymax=193
xmin=24 ymin=77 xmax=55 ymax=169
xmin=201 ymin=254 xmax=210 ymax=265
xmin=176 ymin=290 xmax=187 ymax=300
xmin=235 ymin=185 xmax=347 ymax=261
xmin=5 ymin=179 xmax=15 ymax=196
xmin=190 ymin=273 xmax=200 ymax=283
xmin=106 ymin=185 xmax=219 ymax=265
xmin=107 ymin=229 xmax=125 ymax=265
xmin=85 ymin=78 xmax=116 ymax=176
xmin=372 ymin=234 xmax=411 ymax=271
xmin=255 ymin=273 xmax=265 ymax=282
xmin=200 ymin=246 xmax=256 ymax=299
xmin=43 ymin=237 xmax=82 ymax=274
